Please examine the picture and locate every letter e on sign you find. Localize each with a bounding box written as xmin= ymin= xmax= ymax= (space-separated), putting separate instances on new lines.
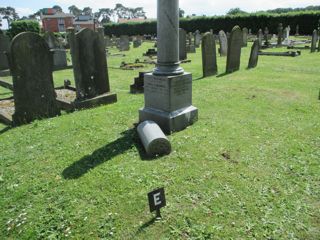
xmin=147 ymin=188 xmax=166 ymax=212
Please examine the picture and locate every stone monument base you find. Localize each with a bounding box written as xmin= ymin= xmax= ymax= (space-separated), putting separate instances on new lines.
xmin=139 ymin=72 xmax=198 ymax=134
xmin=56 ymin=88 xmax=117 ymax=111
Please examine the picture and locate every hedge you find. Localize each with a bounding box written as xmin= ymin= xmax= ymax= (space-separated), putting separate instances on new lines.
xmin=7 ymin=20 xmax=40 ymax=39
xmin=104 ymin=11 xmax=320 ymax=36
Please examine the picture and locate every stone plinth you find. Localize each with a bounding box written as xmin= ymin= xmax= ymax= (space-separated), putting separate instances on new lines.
xmin=139 ymin=72 xmax=198 ymax=134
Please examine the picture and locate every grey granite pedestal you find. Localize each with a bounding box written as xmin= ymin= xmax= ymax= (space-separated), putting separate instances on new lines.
xmin=139 ymin=72 xmax=198 ymax=134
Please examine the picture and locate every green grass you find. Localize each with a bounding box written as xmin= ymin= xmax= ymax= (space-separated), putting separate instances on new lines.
xmin=0 ymin=41 xmax=319 ymax=239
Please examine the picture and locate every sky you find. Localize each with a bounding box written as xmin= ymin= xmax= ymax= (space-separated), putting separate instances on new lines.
xmin=1 ymin=0 xmax=320 ymax=28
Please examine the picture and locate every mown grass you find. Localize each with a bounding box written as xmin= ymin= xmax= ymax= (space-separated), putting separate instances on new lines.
xmin=0 ymin=40 xmax=319 ymax=239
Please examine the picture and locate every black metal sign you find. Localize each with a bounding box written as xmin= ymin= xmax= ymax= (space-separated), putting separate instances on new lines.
xmin=147 ymin=188 xmax=166 ymax=218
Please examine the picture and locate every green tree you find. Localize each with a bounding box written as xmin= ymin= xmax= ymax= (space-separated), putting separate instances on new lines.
xmin=68 ymin=5 xmax=82 ymax=16
xmin=82 ymin=7 xmax=93 ymax=16
xmin=179 ymin=8 xmax=185 ymax=18
xmin=52 ymin=5 xmax=62 ymax=12
xmin=0 ymin=7 xmax=19 ymax=27
xmin=227 ymin=8 xmax=248 ymax=15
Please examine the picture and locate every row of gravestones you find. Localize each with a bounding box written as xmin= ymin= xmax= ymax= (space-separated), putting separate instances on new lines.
xmin=0 ymin=31 xmax=68 ymax=72
xmin=0 ymin=27 xmax=117 ymax=126
xmin=105 ymin=35 xmax=144 ymax=51
xmin=201 ymin=26 xmax=259 ymax=77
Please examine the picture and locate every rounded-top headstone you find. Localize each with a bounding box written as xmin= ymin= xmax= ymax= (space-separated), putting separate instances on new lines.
xmin=137 ymin=121 xmax=171 ymax=156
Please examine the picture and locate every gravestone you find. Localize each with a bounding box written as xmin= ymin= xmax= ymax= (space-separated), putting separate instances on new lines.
xmin=218 ymin=30 xmax=228 ymax=56
xmin=257 ymin=29 xmax=263 ymax=48
xmin=130 ymin=71 xmax=151 ymax=94
xmin=201 ymin=32 xmax=217 ymax=77
xmin=133 ymin=39 xmax=142 ymax=48
xmin=248 ymin=40 xmax=259 ymax=69
xmin=283 ymin=25 xmax=291 ymax=45
xmin=194 ymin=30 xmax=201 ymax=48
xmin=242 ymin=27 xmax=248 ymax=47
xmin=295 ymin=25 xmax=299 ymax=36
xmin=139 ymin=0 xmax=198 ymax=134
xmin=179 ymin=28 xmax=187 ymax=60
xmin=0 ymin=33 xmax=10 ymax=70
xmin=264 ymin=27 xmax=270 ymax=46
xmin=186 ymin=32 xmax=196 ymax=53
xmin=8 ymin=32 xmax=60 ymax=125
xmin=43 ymin=32 xmax=67 ymax=70
xmin=277 ymin=23 xmax=283 ymax=46
xmin=226 ymin=26 xmax=242 ymax=73
xmin=118 ymin=35 xmax=130 ymax=51
xmin=311 ymin=29 xmax=318 ymax=53
xmin=105 ymin=35 xmax=112 ymax=48
xmin=68 ymin=27 xmax=117 ymax=105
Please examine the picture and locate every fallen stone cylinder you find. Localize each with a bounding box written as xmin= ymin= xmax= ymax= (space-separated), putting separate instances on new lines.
xmin=137 ymin=120 xmax=171 ymax=156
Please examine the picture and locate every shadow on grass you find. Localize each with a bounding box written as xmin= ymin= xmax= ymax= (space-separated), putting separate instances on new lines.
xmin=0 ymin=92 xmax=12 ymax=96
xmin=136 ymin=217 xmax=157 ymax=235
xmin=216 ymin=72 xmax=232 ymax=78
xmin=193 ymin=76 xmax=204 ymax=81
xmin=62 ymin=127 xmax=160 ymax=180
xmin=0 ymin=126 xmax=11 ymax=135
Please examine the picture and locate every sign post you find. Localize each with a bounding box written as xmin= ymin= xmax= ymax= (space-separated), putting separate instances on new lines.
xmin=147 ymin=188 xmax=166 ymax=219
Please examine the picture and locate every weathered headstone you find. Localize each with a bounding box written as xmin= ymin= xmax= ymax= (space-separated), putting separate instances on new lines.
xmin=242 ymin=27 xmax=248 ymax=47
xmin=257 ymin=29 xmax=263 ymax=48
xmin=201 ymin=32 xmax=217 ymax=77
xmin=277 ymin=23 xmax=283 ymax=46
xmin=8 ymin=32 xmax=60 ymax=125
xmin=248 ymin=40 xmax=259 ymax=69
xmin=130 ymin=71 xmax=151 ymax=94
xmin=194 ymin=30 xmax=201 ymax=48
xmin=43 ymin=32 xmax=67 ymax=70
xmin=218 ymin=30 xmax=228 ymax=57
xmin=139 ymin=0 xmax=198 ymax=134
xmin=179 ymin=28 xmax=187 ymax=60
xmin=0 ymin=33 xmax=10 ymax=70
xmin=105 ymin=35 xmax=112 ymax=48
xmin=264 ymin=27 xmax=269 ymax=46
xmin=118 ymin=35 xmax=130 ymax=51
xmin=133 ymin=39 xmax=142 ymax=48
xmin=295 ymin=25 xmax=299 ymax=36
xmin=226 ymin=26 xmax=242 ymax=73
xmin=186 ymin=32 xmax=196 ymax=53
xmin=68 ymin=27 xmax=117 ymax=104
xmin=311 ymin=29 xmax=318 ymax=53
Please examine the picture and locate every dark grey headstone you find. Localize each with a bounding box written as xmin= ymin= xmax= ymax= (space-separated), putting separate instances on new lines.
xmin=133 ymin=39 xmax=142 ymax=48
xmin=43 ymin=32 xmax=67 ymax=69
xmin=242 ymin=27 xmax=248 ymax=47
xmin=295 ymin=25 xmax=299 ymax=36
xmin=179 ymin=28 xmax=187 ymax=60
xmin=9 ymin=32 xmax=60 ymax=125
xmin=257 ymin=29 xmax=263 ymax=48
xmin=277 ymin=23 xmax=283 ymax=46
xmin=248 ymin=40 xmax=259 ymax=69
xmin=194 ymin=30 xmax=201 ymax=48
xmin=311 ymin=30 xmax=318 ymax=53
xmin=69 ymin=28 xmax=111 ymax=100
xmin=218 ymin=30 xmax=228 ymax=57
xmin=0 ymin=33 xmax=10 ymax=70
xmin=226 ymin=26 xmax=242 ymax=73
xmin=105 ymin=36 xmax=112 ymax=48
xmin=43 ymin=32 xmax=61 ymax=49
xmin=118 ymin=35 xmax=130 ymax=51
xmin=201 ymin=32 xmax=217 ymax=77
xmin=264 ymin=27 xmax=269 ymax=46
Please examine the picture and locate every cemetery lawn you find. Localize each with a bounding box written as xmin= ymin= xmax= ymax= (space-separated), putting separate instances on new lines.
xmin=0 ymin=41 xmax=319 ymax=239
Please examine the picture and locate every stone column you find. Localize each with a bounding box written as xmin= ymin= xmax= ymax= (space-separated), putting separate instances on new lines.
xmin=139 ymin=0 xmax=198 ymax=134
xmin=154 ymin=0 xmax=183 ymax=76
